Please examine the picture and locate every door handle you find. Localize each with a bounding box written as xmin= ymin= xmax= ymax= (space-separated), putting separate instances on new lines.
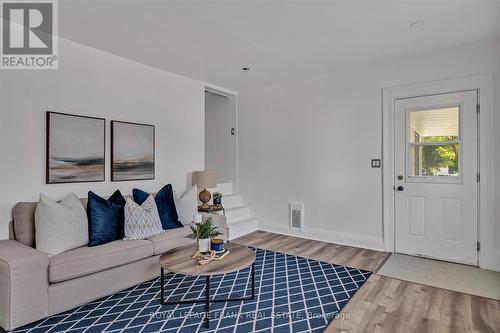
xmin=396 ymin=186 xmax=404 ymax=192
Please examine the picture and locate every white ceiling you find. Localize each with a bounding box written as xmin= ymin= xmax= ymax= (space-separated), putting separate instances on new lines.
xmin=59 ymin=0 xmax=500 ymax=91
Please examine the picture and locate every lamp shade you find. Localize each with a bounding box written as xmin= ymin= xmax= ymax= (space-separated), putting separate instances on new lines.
xmin=192 ymin=170 xmax=216 ymax=189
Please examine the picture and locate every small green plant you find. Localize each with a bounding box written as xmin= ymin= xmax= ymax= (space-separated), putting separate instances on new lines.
xmin=212 ymin=192 xmax=223 ymax=200
xmin=187 ymin=217 xmax=222 ymax=240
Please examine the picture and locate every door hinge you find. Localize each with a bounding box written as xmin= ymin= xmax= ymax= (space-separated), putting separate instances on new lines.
xmin=477 ymin=241 xmax=481 ymax=252
xmin=476 ymin=104 xmax=480 ymax=114
xmin=476 ymin=173 xmax=480 ymax=182
xmin=230 ymin=128 xmax=235 ymax=135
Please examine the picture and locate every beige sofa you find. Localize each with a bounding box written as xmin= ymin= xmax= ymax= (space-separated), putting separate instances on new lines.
xmin=0 ymin=199 xmax=226 ymax=331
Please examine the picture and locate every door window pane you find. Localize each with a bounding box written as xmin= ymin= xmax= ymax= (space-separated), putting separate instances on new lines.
xmin=409 ymin=107 xmax=459 ymax=143
xmin=409 ymin=144 xmax=459 ymax=177
xmin=407 ymin=106 xmax=461 ymax=180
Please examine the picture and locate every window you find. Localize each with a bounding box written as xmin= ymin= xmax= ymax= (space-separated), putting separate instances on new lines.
xmin=407 ymin=107 xmax=460 ymax=180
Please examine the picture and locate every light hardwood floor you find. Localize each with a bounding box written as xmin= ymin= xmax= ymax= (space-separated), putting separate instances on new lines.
xmin=234 ymin=230 xmax=388 ymax=272
xmin=233 ymin=231 xmax=500 ymax=333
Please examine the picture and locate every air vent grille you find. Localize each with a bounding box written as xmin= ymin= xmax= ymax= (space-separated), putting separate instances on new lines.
xmin=290 ymin=203 xmax=303 ymax=230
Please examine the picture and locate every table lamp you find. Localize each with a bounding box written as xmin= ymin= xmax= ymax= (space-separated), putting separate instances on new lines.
xmin=192 ymin=170 xmax=216 ymax=209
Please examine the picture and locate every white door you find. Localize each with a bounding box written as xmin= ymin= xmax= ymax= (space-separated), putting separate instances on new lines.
xmin=394 ymin=91 xmax=478 ymax=265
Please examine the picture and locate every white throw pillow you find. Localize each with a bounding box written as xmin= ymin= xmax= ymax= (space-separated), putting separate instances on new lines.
xmin=124 ymin=195 xmax=163 ymax=240
xmin=35 ymin=193 xmax=89 ymax=256
xmin=174 ymin=185 xmax=197 ymax=226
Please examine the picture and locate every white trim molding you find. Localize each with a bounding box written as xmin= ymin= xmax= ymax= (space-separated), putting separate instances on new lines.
xmin=204 ymin=85 xmax=239 ymax=194
xmin=204 ymin=83 xmax=238 ymax=97
xmin=382 ymin=74 xmax=498 ymax=272
xmin=259 ymin=222 xmax=385 ymax=252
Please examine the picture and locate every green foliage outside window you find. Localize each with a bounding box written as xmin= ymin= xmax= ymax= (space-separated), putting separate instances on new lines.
xmin=419 ymin=136 xmax=459 ymax=176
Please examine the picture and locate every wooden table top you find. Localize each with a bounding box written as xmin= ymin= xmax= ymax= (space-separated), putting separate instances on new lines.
xmin=198 ymin=205 xmax=224 ymax=213
xmin=159 ymin=243 xmax=256 ymax=276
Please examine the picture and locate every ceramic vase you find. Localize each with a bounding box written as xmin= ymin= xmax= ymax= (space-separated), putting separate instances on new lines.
xmin=199 ymin=238 xmax=210 ymax=253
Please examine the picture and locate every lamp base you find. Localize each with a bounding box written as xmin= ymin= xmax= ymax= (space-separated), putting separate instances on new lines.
xmin=198 ymin=188 xmax=211 ymax=209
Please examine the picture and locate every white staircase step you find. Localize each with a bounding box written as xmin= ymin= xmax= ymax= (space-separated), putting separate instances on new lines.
xmin=224 ymin=205 xmax=250 ymax=222
xmin=222 ymin=194 xmax=242 ymax=207
xmin=207 ymin=182 xmax=233 ymax=198
xmin=227 ymin=218 xmax=259 ymax=240
xmin=203 ymin=184 xmax=258 ymax=240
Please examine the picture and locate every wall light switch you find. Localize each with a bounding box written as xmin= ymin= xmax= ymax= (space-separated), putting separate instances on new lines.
xmin=371 ymin=159 xmax=381 ymax=168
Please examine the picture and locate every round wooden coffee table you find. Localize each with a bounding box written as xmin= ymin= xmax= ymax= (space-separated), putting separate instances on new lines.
xmin=159 ymin=243 xmax=256 ymax=327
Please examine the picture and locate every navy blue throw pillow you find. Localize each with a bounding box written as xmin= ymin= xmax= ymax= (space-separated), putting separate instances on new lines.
xmin=87 ymin=190 xmax=126 ymax=247
xmin=133 ymin=184 xmax=183 ymax=230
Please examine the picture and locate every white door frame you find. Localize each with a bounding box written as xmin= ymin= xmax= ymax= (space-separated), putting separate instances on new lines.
xmin=204 ymin=83 xmax=239 ymax=193
xmin=382 ymin=74 xmax=496 ymax=271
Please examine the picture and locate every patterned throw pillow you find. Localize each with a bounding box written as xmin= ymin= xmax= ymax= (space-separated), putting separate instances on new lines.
xmin=124 ymin=195 xmax=163 ymax=240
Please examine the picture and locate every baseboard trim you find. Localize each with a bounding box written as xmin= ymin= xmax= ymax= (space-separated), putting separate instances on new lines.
xmin=259 ymin=223 xmax=385 ymax=252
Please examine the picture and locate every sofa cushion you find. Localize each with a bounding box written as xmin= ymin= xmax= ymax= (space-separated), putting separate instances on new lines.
xmin=148 ymin=226 xmax=193 ymax=255
xmin=49 ymin=239 xmax=153 ymax=283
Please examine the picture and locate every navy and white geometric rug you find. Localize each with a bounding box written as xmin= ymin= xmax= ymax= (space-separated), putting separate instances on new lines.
xmin=4 ymin=248 xmax=371 ymax=333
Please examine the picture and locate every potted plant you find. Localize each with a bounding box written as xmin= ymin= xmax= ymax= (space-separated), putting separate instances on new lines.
xmin=212 ymin=192 xmax=223 ymax=206
xmin=187 ymin=217 xmax=222 ymax=253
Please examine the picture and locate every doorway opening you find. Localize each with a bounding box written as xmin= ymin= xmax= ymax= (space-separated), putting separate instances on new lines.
xmin=393 ymin=90 xmax=478 ymax=265
xmin=382 ymin=75 xmax=495 ymax=271
xmin=204 ymin=90 xmax=237 ymax=193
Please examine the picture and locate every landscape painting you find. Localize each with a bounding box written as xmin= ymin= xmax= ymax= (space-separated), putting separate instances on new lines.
xmin=47 ymin=112 xmax=105 ymax=184
xmin=111 ymin=121 xmax=155 ymax=181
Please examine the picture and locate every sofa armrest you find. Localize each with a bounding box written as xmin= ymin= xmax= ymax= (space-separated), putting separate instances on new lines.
xmin=200 ymin=213 xmax=228 ymax=242
xmin=0 ymin=240 xmax=49 ymax=331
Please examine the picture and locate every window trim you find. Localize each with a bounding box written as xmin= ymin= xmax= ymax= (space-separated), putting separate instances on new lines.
xmin=405 ymin=104 xmax=463 ymax=184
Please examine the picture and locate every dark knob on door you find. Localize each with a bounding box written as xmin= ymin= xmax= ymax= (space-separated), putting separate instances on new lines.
xmin=397 ymin=186 xmax=404 ymax=191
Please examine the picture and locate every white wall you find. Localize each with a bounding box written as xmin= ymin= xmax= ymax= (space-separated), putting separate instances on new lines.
xmin=205 ymin=91 xmax=237 ymax=185
xmin=0 ymin=38 xmax=206 ymax=240
xmin=238 ymin=39 xmax=500 ymax=261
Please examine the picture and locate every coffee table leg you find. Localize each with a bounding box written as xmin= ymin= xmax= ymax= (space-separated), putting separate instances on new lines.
xmin=160 ymin=268 xmax=164 ymax=304
xmin=205 ymin=275 xmax=210 ymax=327
xmin=159 ymin=264 xmax=254 ymax=328
xmin=251 ymin=263 xmax=255 ymax=299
